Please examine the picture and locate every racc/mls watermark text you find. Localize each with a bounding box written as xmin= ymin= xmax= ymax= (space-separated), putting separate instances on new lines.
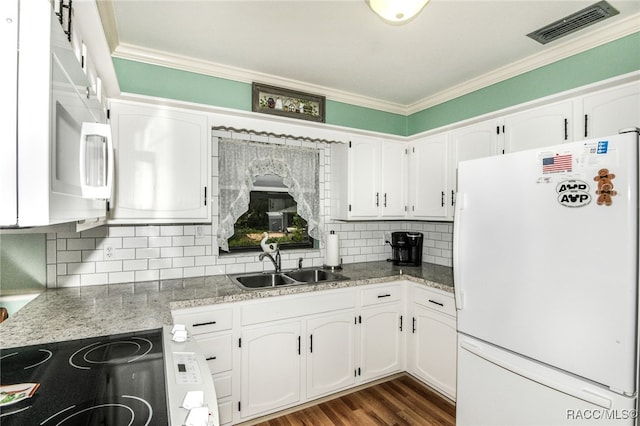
xmin=567 ymin=409 xmax=638 ymax=421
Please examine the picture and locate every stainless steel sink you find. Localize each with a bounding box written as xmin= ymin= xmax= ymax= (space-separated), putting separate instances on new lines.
xmin=284 ymin=269 xmax=345 ymax=283
xmin=234 ymin=273 xmax=297 ymax=289
xmin=230 ymin=268 xmax=349 ymax=290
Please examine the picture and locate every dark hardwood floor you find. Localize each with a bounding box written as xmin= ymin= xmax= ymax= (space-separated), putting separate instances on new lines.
xmin=251 ymin=375 xmax=456 ymax=426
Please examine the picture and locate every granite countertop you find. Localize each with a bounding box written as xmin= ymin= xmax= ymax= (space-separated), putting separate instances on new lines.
xmin=0 ymin=261 xmax=453 ymax=348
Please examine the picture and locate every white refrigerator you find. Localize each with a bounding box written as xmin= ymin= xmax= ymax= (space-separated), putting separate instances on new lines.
xmin=454 ymin=130 xmax=639 ymax=425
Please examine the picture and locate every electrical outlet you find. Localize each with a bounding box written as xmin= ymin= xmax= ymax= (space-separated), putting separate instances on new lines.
xmin=104 ymin=245 xmax=114 ymax=259
xmin=196 ymin=225 xmax=204 ymax=238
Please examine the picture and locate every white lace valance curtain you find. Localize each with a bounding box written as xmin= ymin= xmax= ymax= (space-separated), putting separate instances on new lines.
xmin=217 ymin=138 xmax=322 ymax=251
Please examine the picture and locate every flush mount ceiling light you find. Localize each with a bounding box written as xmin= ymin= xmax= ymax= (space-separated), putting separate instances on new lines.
xmin=367 ymin=0 xmax=430 ymax=24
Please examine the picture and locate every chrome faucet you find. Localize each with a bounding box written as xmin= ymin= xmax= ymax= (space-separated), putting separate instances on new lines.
xmin=259 ymin=250 xmax=281 ymax=272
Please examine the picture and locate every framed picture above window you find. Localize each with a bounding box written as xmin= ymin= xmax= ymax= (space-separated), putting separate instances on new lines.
xmin=252 ymin=83 xmax=325 ymax=123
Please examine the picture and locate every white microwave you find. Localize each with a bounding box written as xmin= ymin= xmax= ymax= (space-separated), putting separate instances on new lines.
xmin=1 ymin=0 xmax=112 ymax=228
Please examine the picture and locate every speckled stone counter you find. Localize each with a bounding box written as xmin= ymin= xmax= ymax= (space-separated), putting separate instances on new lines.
xmin=0 ymin=261 xmax=453 ymax=348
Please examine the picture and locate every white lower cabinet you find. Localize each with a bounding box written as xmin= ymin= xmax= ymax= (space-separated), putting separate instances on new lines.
xmin=359 ymin=282 xmax=405 ymax=382
xmin=408 ymin=285 xmax=457 ymax=400
xmin=240 ymin=321 xmax=302 ymax=418
xmin=306 ymin=312 xmax=357 ymax=399
xmin=172 ymin=281 xmax=456 ymax=424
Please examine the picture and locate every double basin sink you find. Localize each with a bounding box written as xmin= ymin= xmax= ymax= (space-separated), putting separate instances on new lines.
xmin=230 ymin=268 xmax=349 ymax=290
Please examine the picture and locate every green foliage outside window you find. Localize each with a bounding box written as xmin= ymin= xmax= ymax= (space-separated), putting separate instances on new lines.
xmin=228 ymin=191 xmax=312 ymax=251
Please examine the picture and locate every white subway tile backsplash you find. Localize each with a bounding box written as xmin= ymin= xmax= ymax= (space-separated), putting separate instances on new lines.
xmin=149 ymin=237 xmax=172 ymax=247
xmin=161 ymin=247 xmax=183 ymax=258
xmin=136 ymin=248 xmax=161 ymax=259
xmin=80 ymin=273 xmax=108 ymax=286
xmin=57 ymin=251 xmax=82 ymax=263
xmin=149 ymin=258 xmax=172 ymax=270
xmin=135 ymin=269 xmax=159 ymax=282
xmin=96 ymin=261 xmax=123 ymax=273
xmin=47 ymin=137 xmax=453 ymax=288
xmin=123 ymin=259 xmax=148 ymax=271
xmin=161 ymin=226 xmax=184 ymax=236
xmin=173 ymin=236 xmax=195 ymax=246
xmin=67 ymin=262 xmax=96 ymax=275
xmin=109 ymin=271 xmax=135 ymax=284
xmin=67 ymin=238 xmax=95 ymax=250
xmin=108 ymin=227 xmax=135 ymax=237
xmin=135 ymin=226 xmax=160 ymax=237
xmin=114 ymin=248 xmax=136 ymax=260
xmin=173 ymin=257 xmax=195 ymax=268
xmin=160 ymin=268 xmax=183 ymax=280
xmin=123 ymin=237 xmax=148 ymax=249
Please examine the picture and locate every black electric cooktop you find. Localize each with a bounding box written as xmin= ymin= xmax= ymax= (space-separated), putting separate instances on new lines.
xmin=0 ymin=328 xmax=168 ymax=425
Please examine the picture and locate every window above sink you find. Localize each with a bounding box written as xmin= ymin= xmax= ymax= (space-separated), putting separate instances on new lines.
xmin=226 ymin=174 xmax=314 ymax=253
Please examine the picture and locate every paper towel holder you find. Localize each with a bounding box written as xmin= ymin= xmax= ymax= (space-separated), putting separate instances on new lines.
xmin=322 ymin=262 xmax=343 ymax=272
xmin=323 ymin=230 xmax=343 ymax=271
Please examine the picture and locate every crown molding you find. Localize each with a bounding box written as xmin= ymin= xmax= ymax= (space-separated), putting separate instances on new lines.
xmin=112 ymin=43 xmax=408 ymax=115
xmin=406 ymin=13 xmax=640 ymax=115
xmin=112 ymin=12 xmax=639 ymax=117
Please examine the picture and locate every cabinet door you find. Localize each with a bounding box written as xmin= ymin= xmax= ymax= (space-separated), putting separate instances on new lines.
xmin=306 ymin=312 xmax=357 ymax=399
xmin=503 ymin=101 xmax=572 ymax=153
xmin=240 ymin=322 xmax=302 ymax=418
xmin=449 ymin=119 xmax=501 ymax=188
xmin=1 ymin=0 xmax=18 ymax=226
xmin=109 ymin=101 xmax=210 ymax=223
xmin=380 ymin=141 xmax=407 ymax=218
xmin=410 ymin=305 xmax=457 ymax=400
xmin=582 ymin=83 xmax=640 ymax=139
xmin=348 ymin=136 xmax=381 ymax=218
xmin=407 ymin=134 xmax=449 ymax=219
xmin=360 ymin=304 xmax=404 ymax=382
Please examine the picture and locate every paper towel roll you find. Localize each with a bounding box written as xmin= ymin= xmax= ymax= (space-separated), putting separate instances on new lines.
xmin=325 ymin=232 xmax=340 ymax=267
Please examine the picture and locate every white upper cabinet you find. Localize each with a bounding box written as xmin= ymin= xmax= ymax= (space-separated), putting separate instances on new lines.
xmin=108 ymin=100 xmax=211 ymax=223
xmin=502 ymin=100 xmax=573 ymax=153
xmin=381 ymin=140 xmax=408 ymax=217
xmin=331 ymin=136 xmax=406 ymax=220
xmin=580 ymin=82 xmax=640 ymax=139
xmin=346 ymin=136 xmax=380 ymax=218
xmin=407 ymin=134 xmax=450 ymax=220
xmin=449 ymin=119 xmax=501 ymax=195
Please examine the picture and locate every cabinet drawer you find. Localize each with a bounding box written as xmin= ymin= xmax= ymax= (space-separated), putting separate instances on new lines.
xmin=361 ymin=283 xmax=402 ymax=306
xmin=173 ymin=307 xmax=233 ymax=335
xmin=196 ymin=334 xmax=233 ymax=374
xmin=217 ymin=399 xmax=234 ymax=426
xmin=213 ymin=374 xmax=232 ymax=399
xmin=414 ymin=286 xmax=456 ymax=317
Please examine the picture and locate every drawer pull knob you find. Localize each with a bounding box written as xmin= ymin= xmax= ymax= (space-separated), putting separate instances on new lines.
xmin=206 ymin=356 xmax=217 ymax=361
xmin=377 ymin=294 xmax=391 ymax=298
xmin=428 ymin=299 xmax=444 ymax=307
xmin=193 ymin=321 xmax=217 ymax=327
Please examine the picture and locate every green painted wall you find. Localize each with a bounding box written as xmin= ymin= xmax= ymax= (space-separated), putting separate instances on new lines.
xmin=0 ymin=234 xmax=46 ymax=295
xmin=407 ymin=32 xmax=640 ymax=134
xmin=113 ymin=31 xmax=639 ymax=137
xmin=113 ymin=58 xmax=407 ymax=135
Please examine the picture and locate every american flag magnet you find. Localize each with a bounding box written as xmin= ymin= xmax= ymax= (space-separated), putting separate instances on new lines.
xmin=542 ymin=153 xmax=572 ymax=174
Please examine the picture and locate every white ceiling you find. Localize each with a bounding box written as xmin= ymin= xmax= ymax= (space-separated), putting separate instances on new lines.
xmin=102 ymin=0 xmax=640 ymax=113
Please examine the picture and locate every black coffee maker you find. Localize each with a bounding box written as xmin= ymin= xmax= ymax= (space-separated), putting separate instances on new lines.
xmin=389 ymin=231 xmax=424 ymax=266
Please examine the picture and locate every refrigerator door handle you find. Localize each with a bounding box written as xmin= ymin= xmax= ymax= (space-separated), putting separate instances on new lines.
xmin=453 ymin=192 xmax=465 ymax=310
xmin=459 ymin=339 xmax=614 ymax=409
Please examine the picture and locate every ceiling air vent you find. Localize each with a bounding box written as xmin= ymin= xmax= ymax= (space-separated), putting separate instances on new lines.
xmin=527 ymin=1 xmax=619 ymax=45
